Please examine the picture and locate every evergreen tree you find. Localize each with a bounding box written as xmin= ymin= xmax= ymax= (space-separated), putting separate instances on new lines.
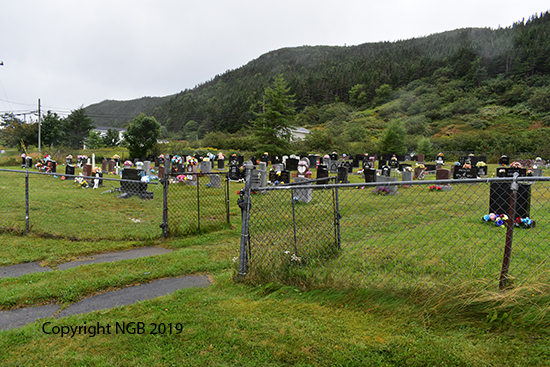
xmin=123 ymin=114 xmax=161 ymax=159
xmin=40 ymin=111 xmax=65 ymax=147
xmin=251 ymin=75 xmax=296 ymax=156
xmin=64 ymin=107 xmax=94 ymax=149
xmin=379 ymin=119 xmax=407 ymax=154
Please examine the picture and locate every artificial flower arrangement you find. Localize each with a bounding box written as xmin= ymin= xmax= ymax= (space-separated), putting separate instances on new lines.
xmin=404 ymin=166 xmax=413 ymax=172
xmin=158 ymin=154 xmax=164 ymax=158
xmin=171 ymin=155 xmax=182 ymax=164
xmin=510 ymin=161 xmax=523 ymax=168
xmin=476 ymin=161 xmax=487 ymax=167
xmin=66 ymin=154 xmax=73 ymax=160
xmin=429 ymin=185 xmax=442 ymax=191
xmin=176 ymin=174 xmax=186 ymax=182
xmin=463 ymin=163 xmax=472 ymax=169
xmin=527 ymin=169 xmax=534 ymax=176
xmin=357 ymin=169 xmax=364 ymax=175
xmin=375 ymin=186 xmax=391 ymax=195
xmin=482 ymin=213 xmax=534 ymax=228
xmin=415 ymin=163 xmax=425 ymax=169
xmin=92 ymin=167 xmax=102 ymax=174
xmin=187 ymin=157 xmax=199 ymax=165
xmin=112 ymin=154 xmax=120 ymax=160
xmin=123 ymin=160 xmax=133 ymax=167
xmin=21 ymin=153 xmax=26 ymax=158
xmin=78 ymin=155 xmax=88 ymax=160
xmin=438 ymin=152 xmax=444 ymax=157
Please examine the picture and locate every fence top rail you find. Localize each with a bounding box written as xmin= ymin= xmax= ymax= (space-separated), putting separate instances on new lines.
xmin=251 ymin=176 xmax=550 ymax=191
xmin=0 ymin=168 xmax=159 ymax=185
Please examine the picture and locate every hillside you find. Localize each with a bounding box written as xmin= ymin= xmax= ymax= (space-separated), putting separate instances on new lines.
xmin=83 ymin=11 xmax=550 ymax=158
xmin=85 ymin=95 xmax=173 ymax=128
xmin=145 ymin=12 xmax=549 ymax=138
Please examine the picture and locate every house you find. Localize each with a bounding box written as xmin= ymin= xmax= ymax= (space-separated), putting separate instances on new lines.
xmin=290 ymin=127 xmax=310 ymax=141
xmin=94 ymin=126 xmax=126 ymax=142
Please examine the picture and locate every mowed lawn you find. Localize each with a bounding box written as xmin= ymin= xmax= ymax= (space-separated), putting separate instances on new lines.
xmin=1 ymin=165 xmax=549 ymax=366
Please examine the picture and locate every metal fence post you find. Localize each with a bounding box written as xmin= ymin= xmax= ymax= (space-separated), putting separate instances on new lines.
xmin=333 ymin=186 xmax=341 ymax=250
xmin=197 ymin=173 xmax=201 ymax=233
xmin=499 ymin=173 xmax=519 ymax=290
xmin=226 ymin=174 xmax=230 ymax=225
xmin=291 ymin=188 xmax=298 ymax=255
xmin=161 ymin=154 xmax=171 ymax=238
xmin=237 ymin=169 xmax=253 ymax=277
xmin=25 ymin=169 xmax=30 ymax=233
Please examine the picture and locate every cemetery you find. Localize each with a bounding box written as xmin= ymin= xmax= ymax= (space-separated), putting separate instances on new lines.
xmin=1 ymin=148 xmax=549 ymax=365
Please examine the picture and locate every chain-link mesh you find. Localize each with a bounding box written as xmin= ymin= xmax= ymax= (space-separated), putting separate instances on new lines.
xmin=0 ymin=168 xmax=163 ymax=240
xmin=243 ymin=177 xmax=550 ymax=292
xmin=164 ymin=172 xmax=230 ymax=236
xmin=0 ymin=168 xmax=230 ymax=241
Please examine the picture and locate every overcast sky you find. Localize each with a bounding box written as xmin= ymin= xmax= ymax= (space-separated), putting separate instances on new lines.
xmin=1 ymin=0 xmax=548 ymax=119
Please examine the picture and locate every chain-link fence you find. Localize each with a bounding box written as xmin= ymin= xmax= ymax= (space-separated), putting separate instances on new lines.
xmin=0 ymin=168 xmax=230 ymax=241
xmin=163 ymin=172 xmax=230 ymax=236
xmin=239 ymin=175 xmax=550 ymax=292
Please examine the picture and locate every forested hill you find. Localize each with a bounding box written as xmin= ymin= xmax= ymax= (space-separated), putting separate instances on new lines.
xmin=145 ymin=11 xmax=549 ymax=136
xmin=85 ymin=96 xmax=173 ymax=128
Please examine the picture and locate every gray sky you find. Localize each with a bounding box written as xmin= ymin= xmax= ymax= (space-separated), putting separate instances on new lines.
xmin=1 ymin=0 xmax=548 ymax=119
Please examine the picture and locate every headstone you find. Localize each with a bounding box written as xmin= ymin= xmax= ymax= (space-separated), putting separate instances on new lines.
xmin=269 ymin=170 xmax=278 ymax=183
xmin=533 ymin=168 xmax=543 ymax=177
xmin=381 ymin=165 xmax=391 ymax=177
xmin=259 ymin=162 xmax=267 ymax=186
xmin=25 ymin=157 xmax=33 ymax=168
xmin=217 ymin=159 xmax=225 ymax=170
xmin=250 ymin=169 xmax=262 ymax=189
xmin=322 ymin=156 xmax=331 ymax=167
xmin=209 ymin=174 xmax=222 ymax=188
xmin=402 ymin=171 xmax=413 ymax=181
xmin=285 ymin=158 xmax=299 ymax=171
xmin=337 ymin=167 xmax=349 ymax=183
xmin=261 ymin=153 xmax=270 ymax=164
xmin=200 ymin=161 xmax=211 ymax=174
xmin=436 ymin=169 xmax=451 ymax=180
xmin=489 ymin=182 xmax=531 ymax=219
xmin=102 ymin=159 xmax=108 ymax=172
xmin=308 ymin=155 xmax=319 ymax=168
xmin=316 ymin=165 xmax=329 ymax=184
xmin=108 ymin=160 xmax=115 ymax=173
xmin=343 ymin=161 xmax=353 ymax=174
xmin=293 ymin=177 xmax=312 ymax=203
xmin=273 ymin=163 xmax=284 ymax=172
xmin=120 ymin=168 xmax=153 ymax=199
xmin=496 ymin=167 xmax=526 ymax=178
xmin=83 ymin=164 xmax=92 ymax=179
xmin=228 ymin=164 xmax=241 ymax=181
xmin=476 ymin=164 xmax=488 ymax=176
xmin=65 ymin=165 xmax=75 ymax=176
xmin=417 ymin=153 xmax=425 ymax=163
xmin=143 ymin=161 xmax=152 ymax=176
xmin=186 ymin=164 xmax=198 ymax=185
xmin=330 ymin=153 xmax=338 ymax=161
xmin=364 ymin=168 xmax=377 ymax=183
xmin=279 ymin=170 xmax=290 ymax=184
xmin=453 ymin=166 xmax=479 ymax=179
xmin=413 ymin=167 xmax=425 ymax=180
xmin=329 ymin=161 xmax=339 ymax=174
xmin=158 ymin=166 xmax=165 ymax=179
xmin=376 ymin=176 xmax=399 ymax=194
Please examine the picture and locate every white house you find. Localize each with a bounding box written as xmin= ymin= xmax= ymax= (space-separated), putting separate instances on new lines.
xmin=289 ymin=127 xmax=310 ymax=141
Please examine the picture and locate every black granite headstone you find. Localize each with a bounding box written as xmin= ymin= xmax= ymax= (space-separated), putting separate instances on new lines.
xmin=489 ymin=182 xmax=531 ymax=219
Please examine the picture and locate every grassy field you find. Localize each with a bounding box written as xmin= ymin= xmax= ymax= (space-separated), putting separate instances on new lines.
xmin=1 ymin=163 xmax=549 ymax=366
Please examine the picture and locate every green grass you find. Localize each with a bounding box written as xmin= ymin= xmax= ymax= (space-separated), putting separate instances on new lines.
xmin=1 ymin=163 xmax=549 ymax=365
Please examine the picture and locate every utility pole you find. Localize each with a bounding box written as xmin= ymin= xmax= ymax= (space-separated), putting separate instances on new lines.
xmin=38 ymin=98 xmax=41 ymax=154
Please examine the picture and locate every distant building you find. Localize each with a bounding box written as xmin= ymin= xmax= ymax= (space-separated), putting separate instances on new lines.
xmin=290 ymin=127 xmax=310 ymax=141
xmin=94 ymin=126 xmax=126 ymax=142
